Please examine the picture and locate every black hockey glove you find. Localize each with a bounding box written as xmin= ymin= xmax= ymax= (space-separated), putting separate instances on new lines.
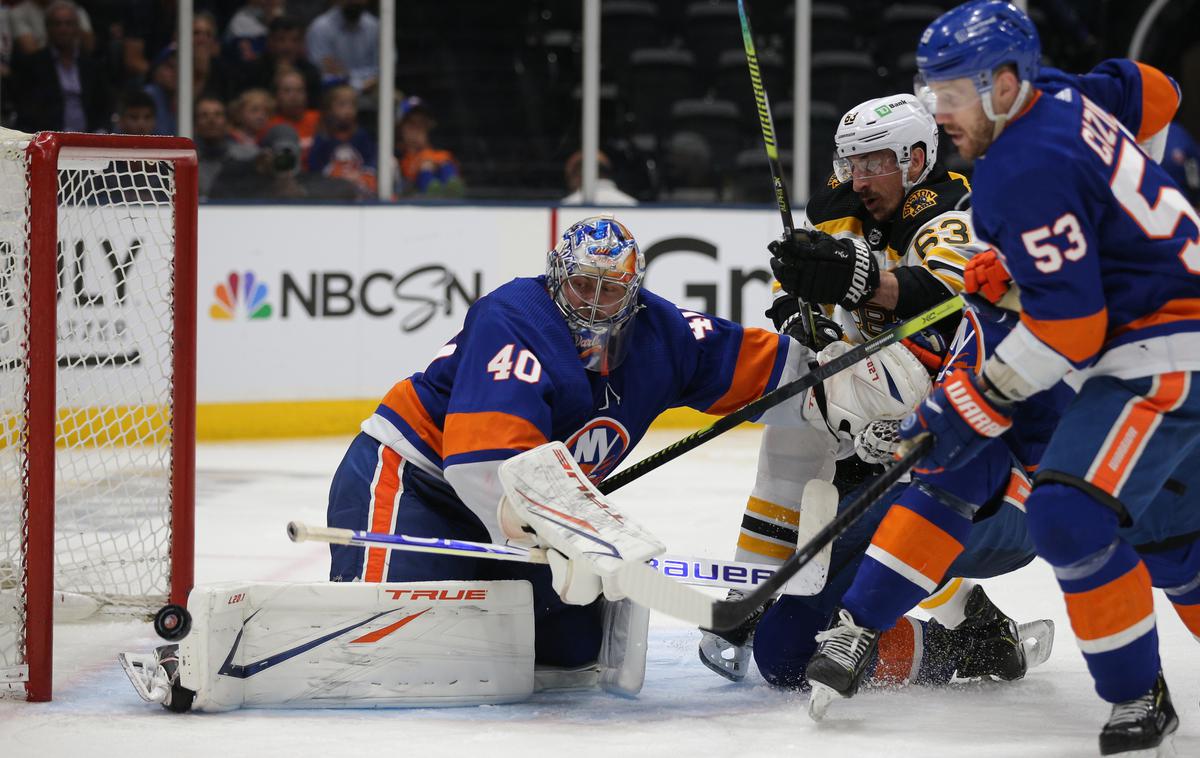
xmin=768 ymin=229 xmax=880 ymax=310
xmin=765 ymin=295 xmax=843 ymax=351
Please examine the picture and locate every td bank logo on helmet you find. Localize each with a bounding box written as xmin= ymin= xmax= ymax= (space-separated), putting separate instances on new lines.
xmin=207 ymin=265 xmax=482 ymax=331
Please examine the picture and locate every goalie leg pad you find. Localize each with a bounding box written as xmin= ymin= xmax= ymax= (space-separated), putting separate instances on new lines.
xmin=158 ymin=580 xmax=535 ymax=711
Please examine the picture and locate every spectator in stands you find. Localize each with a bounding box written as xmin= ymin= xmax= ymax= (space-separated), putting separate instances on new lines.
xmin=265 ymin=67 xmax=320 ymax=163
xmin=194 ymin=94 xmax=257 ymax=199
xmin=192 ymin=11 xmax=235 ymax=104
xmin=561 ymin=150 xmax=638 ymax=206
xmin=395 ymin=96 xmax=463 ymax=198
xmin=235 ymin=15 xmax=321 ymax=107
xmin=209 ymin=123 xmax=357 ymax=201
xmin=308 ymin=83 xmax=377 ymax=197
xmin=305 ymin=0 xmax=378 ymax=93
xmin=119 ymin=0 xmax=175 ymax=86
xmin=10 ymin=0 xmax=92 ymax=57
xmin=11 ymin=1 xmax=109 ymax=133
xmin=224 ymin=0 xmax=284 ymax=64
xmin=228 ymin=87 xmax=273 ymax=146
xmin=142 ymin=44 xmax=177 ymax=134
xmin=115 ymin=89 xmax=157 ymax=135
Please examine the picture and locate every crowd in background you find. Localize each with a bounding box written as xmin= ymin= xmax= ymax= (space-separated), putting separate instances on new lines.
xmin=0 ymin=0 xmax=463 ymax=200
xmin=0 ymin=0 xmax=1197 ymax=206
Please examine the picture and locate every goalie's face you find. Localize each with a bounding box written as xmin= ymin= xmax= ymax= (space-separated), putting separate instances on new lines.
xmin=548 ymin=217 xmax=645 ymax=373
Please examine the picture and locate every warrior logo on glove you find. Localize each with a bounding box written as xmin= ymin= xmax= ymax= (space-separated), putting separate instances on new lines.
xmin=768 ymin=229 xmax=881 ymax=310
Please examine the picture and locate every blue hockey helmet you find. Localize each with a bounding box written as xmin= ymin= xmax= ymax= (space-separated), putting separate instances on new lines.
xmin=916 ymin=1 xmax=1040 ymax=117
xmin=547 ymin=216 xmax=645 ymax=373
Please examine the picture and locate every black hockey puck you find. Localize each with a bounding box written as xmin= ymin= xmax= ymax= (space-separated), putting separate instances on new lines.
xmin=153 ymin=604 xmax=192 ymax=641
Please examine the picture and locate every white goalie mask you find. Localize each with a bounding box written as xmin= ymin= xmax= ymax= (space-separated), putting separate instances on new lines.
xmin=546 ymin=216 xmax=646 ymax=373
xmin=803 ymin=341 xmax=932 ymax=441
xmin=833 ymin=94 xmax=939 ymax=193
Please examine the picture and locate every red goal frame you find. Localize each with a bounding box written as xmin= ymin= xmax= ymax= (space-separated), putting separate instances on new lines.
xmin=20 ymin=132 xmax=197 ymax=701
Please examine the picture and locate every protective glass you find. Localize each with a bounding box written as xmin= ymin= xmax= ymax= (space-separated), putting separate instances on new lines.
xmin=914 ymin=74 xmax=982 ymax=116
xmin=833 ymin=151 xmax=901 ymax=183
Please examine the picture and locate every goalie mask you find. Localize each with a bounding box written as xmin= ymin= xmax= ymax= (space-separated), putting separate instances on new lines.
xmin=547 ymin=216 xmax=646 ymax=373
xmin=834 ymin=94 xmax=938 ymax=193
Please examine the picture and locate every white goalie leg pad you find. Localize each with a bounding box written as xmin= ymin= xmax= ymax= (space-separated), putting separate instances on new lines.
xmin=174 ymin=580 xmax=535 ymax=711
xmin=598 ymin=597 xmax=650 ymax=697
xmin=499 ymin=441 xmax=665 ymax=582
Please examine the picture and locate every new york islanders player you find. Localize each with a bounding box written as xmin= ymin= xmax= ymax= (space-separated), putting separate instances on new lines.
xmin=324 ymin=215 xmax=926 ymax=687
xmin=881 ymin=2 xmax=1198 ymax=753
xmin=701 ymin=93 xmax=992 ymax=678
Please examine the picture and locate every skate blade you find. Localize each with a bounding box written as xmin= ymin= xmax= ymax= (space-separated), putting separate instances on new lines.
xmin=1018 ymin=619 xmax=1054 ymax=670
xmin=1103 ymin=735 xmax=1176 ymax=758
xmin=807 ymin=682 xmax=841 ymax=722
xmin=117 ymin=652 xmax=169 ymax=704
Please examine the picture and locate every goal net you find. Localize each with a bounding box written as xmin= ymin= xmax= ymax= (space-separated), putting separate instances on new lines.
xmin=0 ymin=131 xmax=196 ymax=701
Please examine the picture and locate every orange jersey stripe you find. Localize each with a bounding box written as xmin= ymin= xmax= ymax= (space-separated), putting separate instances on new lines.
xmin=381 ymin=380 xmax=444 ymax=457
xmin=872 ymin=617 xmax=916 ymax=686
xmin=443 ymin=411 xmax=548 ymax=459
xmin=1020 ymin=308 xmax=1107 ymax=364
xmin=1090 ymin=373 xmax=1187 ymax=496
xmin=1004 ymin=468 xmax=1032 ymax=509
xmin=736 ymin=533 xmax=795 ymax=561
xmin=871 ymin=505 xmax=965 ymax=584
xmin=1134 ymin=62 xmax=1179 ymax=142
xmin=364 ymin=446 xmax=404 ymax=583
xmin=1064 ymin=562 xmax=1154 ymax=642
xmin=706 ymin=328 xmax=780 ymax=416
xmin=745 ymin=496 xmax=801 ymax=527
xmin=1108 ymin=298 xmax=1200 ymax=340
xmin=1171 ymin=602 xmax=1200 ymax=637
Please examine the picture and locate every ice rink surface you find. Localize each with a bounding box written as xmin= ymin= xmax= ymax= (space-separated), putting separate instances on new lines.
xmin=1 ymin=428 xmax=1197 ymax=758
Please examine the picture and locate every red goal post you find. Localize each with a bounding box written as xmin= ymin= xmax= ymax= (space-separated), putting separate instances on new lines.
xmin=0 ymin=131 xmax=197 ymax=702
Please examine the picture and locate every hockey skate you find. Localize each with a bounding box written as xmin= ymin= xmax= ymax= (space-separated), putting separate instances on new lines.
xmin=698 ymin=593 xmax=774 ymax=682
xmin=805 ymin=608 xmax=881 ymax=721
xmin=118 ymin=644 xmax=195 ymax=713
xmin=953 ymin=584 xmax=1054 ymax=681
xmin=1099 ymin=671 xmax=1178 ymax=756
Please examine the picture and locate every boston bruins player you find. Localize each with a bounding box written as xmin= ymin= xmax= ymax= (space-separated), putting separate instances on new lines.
xmin=700 ymin=94 xmax=997 ymax=681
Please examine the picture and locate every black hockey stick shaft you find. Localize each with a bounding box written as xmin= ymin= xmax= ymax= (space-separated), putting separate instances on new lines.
xmin=738 ymin=0 xmax=794 ymax=232
xmin=598 ymin=296 xmax=961 ymax=495
xmin=709 ymin=435 xmax=933 ymax=630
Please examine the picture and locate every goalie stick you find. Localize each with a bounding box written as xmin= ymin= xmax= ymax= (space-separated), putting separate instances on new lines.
xmin=286 ymin=521 xmax=799 ymax=592
xmin=613 ymin=436 xmax=933 ymax=630
xmin=597 ymin=297 xmax=961 ymax=494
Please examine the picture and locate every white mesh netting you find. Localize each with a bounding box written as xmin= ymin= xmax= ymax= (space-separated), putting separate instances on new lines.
xmin=1 ymin=137 xmax=180 ymax=695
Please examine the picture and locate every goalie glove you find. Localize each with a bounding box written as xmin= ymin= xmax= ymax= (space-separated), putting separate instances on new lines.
xmin=854 ymin=419 xmax=902 ymax=465
xmin=769 ymin=229 xmax=880 ymax=309
xmin=498 ymin=442 xmax=665 ymax=604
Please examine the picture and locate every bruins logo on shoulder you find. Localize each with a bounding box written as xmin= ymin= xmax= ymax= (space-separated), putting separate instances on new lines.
xmin=827 ymin=173 xmax=842 ymax=189
xmin=903 ymin=188 xmax=938 ymax=220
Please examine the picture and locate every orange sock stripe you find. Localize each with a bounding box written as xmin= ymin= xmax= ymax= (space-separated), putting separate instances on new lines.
xmin=872 ymin=617 xmax=916 ymax=686
xmin=1064 ymin=562 xmax=1154 ymax=643
xmin=870 ymin=505 xmax=965 ymax=585
xmin=364 ymin=447 xmax=404 ymax=583
xmin=736 ymin=533 xmax=794 ymax=561
xmin=745 ymin=496 xmax=801 ymax=527
xmin=1172 ymin=602 xmax=1200 ymax=638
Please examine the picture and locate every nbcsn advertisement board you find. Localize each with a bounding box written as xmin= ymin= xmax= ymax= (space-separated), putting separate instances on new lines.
xmin=197 ymin=205 xmax=780 ymax=432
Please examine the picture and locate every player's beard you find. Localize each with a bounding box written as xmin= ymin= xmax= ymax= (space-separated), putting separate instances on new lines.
xmin=957 ymin=115 xmax=996 ymax=161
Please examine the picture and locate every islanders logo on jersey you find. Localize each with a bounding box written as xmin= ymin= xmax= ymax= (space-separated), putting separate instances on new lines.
xmin=902 ymin=188 xmax=938 ymax=220
xmin=566 ymin=417 xmax=631 ymax=482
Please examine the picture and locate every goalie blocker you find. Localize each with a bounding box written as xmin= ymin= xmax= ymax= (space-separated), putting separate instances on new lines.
xmin=120 ymin=579 xmax=649 ymax=711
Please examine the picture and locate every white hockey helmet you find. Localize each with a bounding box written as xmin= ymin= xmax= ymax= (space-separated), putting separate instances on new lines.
xmin=833 ymin=94 xmax=939 ymax=192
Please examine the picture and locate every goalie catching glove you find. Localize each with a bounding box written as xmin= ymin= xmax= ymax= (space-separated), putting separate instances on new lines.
xmin=769 ymin=229 xmax=880 ymax=309
xmin=802 ymin=340 xmax=931 ymax=442
xmin=498 ymin=441 xmax=665 ymax=606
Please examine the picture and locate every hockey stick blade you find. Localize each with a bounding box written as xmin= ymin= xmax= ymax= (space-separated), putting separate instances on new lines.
xmin=598 ymin=297 xmax=960 ymax=494
xmin=616 ymin=436 xmax=933 ymax=630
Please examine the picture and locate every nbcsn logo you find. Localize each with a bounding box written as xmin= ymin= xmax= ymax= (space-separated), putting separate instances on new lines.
xmin=210 ymin=271 xmax=272 ymax=320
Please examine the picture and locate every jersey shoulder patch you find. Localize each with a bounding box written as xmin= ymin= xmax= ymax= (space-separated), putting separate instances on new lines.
xmin=891 ymin=169 xmax=972 ymax=250
xmin=803 ymin=177 xmax=865 ymax=230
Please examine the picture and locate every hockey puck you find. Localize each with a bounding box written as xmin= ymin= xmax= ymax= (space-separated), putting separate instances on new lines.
xmin=153 ymin=604 xmax=192 ymax=641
